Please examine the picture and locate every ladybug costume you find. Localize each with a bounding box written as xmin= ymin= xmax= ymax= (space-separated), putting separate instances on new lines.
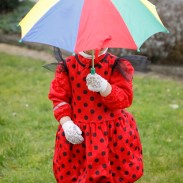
xmin=48 ymin=52 xmax=143 ymax=183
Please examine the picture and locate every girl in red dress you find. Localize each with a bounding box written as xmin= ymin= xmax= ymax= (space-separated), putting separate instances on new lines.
xmin=48 ymin=48 xmax=143 ymax=183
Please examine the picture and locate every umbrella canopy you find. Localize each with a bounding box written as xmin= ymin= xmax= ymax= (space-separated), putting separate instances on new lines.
xmin=19 ymin=0 xmax=168 ymax=53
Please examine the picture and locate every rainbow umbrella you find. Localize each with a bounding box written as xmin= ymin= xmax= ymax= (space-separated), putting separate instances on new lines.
xmin=19 ymin=0 xmax=168 ymax=73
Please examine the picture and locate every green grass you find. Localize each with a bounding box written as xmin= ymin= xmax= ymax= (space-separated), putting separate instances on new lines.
xmin=0 ymin=53 xmax=182 ymax=183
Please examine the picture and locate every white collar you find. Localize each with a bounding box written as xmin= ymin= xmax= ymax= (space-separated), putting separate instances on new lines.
xmin=78 ymin=48 xmax=108 ymax=59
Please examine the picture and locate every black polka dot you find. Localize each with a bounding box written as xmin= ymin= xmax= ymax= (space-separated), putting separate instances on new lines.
xmin=83 ymin=77 xmax=86 ymax=81
xmin=110 ymin=113 xmax=114 ymax=117
xmin=104 ymin=71 xmax=108 ymax=75
xmin=129 ymin=131 xmax=133 ymax=136
xmin=120 ymin=147 xmax=125 ymax=152
xmin=129 ymin=162 xmax=133 ymax=167
xmin=77 ymin=71 xmax=81 ymax=75
xmin=100 ymin=138 xmax=104 ymax=143
xmin=61 ymin=164 xmax=65 ymax=168
xmin=102 ymin=164 xmax=107 ymax=168
xmin=104 ymin=131 xmax=108 ymax=136
xmin=101 ymin=151 xmax=106 ymax=156
xmin=93 ymin=133 xmax=97 ymax=137
xmin=115 ymin=155 xmax=119 ymax=159
xmin=116 ymin=122 xmax=120 ymax=127
xmin=78 ymin=109 xmax=81 ymax=113
xmin=66 ymin=171 xmax=71 ymax=175
xmin=77 ymin=96 xmax=81 ymax=100
xmin=124 ymin=171 xmax=129 ymax=175
xmin=110 ymin=161 xmax=114 ymax=165
xmin=88 ymin=165 xmax=92 ymax=169
xmin=76 ymin=149 xmax=80 ymax=153
xmin=113 ymin=142 xmax=117 ymax=147
xmin=117 ymin=166 xmax=121 ymax=170
xmin=83 ymin=90 xmax=88 ymax=94
xmin=118 ymin=135 xmax=123 ymax=140
xmin=119 ymin=177 xmax=123 ymax=182
xmin=94 ymin=146 xmax=98 ymax=150
xmin=104 ymin=107 xmax=108 ymax=112
xmin=98 ymin=126 xmax=102 ymax=130
xmin=90 ymin=96 xmax=94 ymax=101
xmin=84 ymin=116 xmax=88 ymax=120
xmin=63 ymin=152 xmax=67 ymax=156
xmin=90 ymin=109 xmax=95 ymax=114
xmin=132 ymin=174 xmax=137 ymax=179
xmin=112 ymin=172 xmax=116 ymax=177
xmin=97 ymin=64 xmax=102 ymax=69
xmin=136 ymin=166 xmax=140 ymax=170
xmin=76 ymin=83 xmax=81 ymax=88
xmin=95 ymin=170 xmax=100 ymax=175
xmin=70 ymin=76 xmax=74 ymax=81
xmin=95 ymin=158 xmax=99 ymax=163
xmin=72 ymin=64 xmax=76 ymax=69
xmin=68 ymin=159 xmax=72 ymax=163
xmin=97 ymin=103 xmax=102 ymax=107
xmin=126 ymin=139 xmax=129 ymax=143
xmin=89 ymin=177 xmax=93 ymax=181
xmin=72 ymin=178 xmax=77 ymax=181
xmin=61 ymin=132 xmax=65 ymax=137
xmin=88 ymin=152 xmax=92 ymax=156
xmin=84 ymin=103 xmax=88 ymax=107
xmin=98 ymin=115 xmax=102 ymax=120
xmin=86 ymin=132 xmax=90 ymax=136
xmin=122 ymin=159 xmax=126 ymax=163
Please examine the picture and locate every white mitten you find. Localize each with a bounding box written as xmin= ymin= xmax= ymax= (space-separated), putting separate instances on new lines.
xmin=86 ymin=73 xmax=108 ymax=92
xmin=62 ymin=120 xmax=84 ymax=144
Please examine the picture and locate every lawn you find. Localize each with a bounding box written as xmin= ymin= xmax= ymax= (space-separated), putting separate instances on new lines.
xmin=0 ymin=53 xmax=182 ymax=183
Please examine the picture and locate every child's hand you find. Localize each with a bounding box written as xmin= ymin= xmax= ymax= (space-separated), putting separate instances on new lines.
xmin=86 ymin=73 xmax=108 ymax=92
xmin=62 ymin=120 xmax=84 ymax=144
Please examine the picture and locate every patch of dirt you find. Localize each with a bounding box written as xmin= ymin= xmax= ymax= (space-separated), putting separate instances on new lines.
xmin=0 ymin=43 xmax=55 ymax=62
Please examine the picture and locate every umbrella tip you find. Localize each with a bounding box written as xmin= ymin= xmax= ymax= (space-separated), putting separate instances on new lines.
xmin=137 ymin=48 xmax=141 ymax=53
xmin=166 ymin=29 xmax=170 ymax=34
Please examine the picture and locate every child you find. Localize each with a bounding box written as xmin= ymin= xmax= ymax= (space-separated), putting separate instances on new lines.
xmin=48 ymin=48 xmax=143 ymax=183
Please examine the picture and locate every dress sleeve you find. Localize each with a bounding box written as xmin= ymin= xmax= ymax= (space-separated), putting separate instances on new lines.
xmin=101 ymin=60 xmax=134 ymax=110
xmin=48 ymin=63 xmax=72 ymax=122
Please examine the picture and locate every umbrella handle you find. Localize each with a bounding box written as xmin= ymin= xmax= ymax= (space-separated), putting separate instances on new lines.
xmin=91 ymin=68 xmax=95 ymax=74
xmin=91 ymin=50 xmax=95 ymax=74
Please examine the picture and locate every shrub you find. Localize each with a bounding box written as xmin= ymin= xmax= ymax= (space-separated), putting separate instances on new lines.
xmin=0 ymin=0 xmax=20 ymax=13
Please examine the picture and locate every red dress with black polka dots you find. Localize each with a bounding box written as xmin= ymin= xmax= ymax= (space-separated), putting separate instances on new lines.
xmin=48 ymin=53 xmax=143 ymax=183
